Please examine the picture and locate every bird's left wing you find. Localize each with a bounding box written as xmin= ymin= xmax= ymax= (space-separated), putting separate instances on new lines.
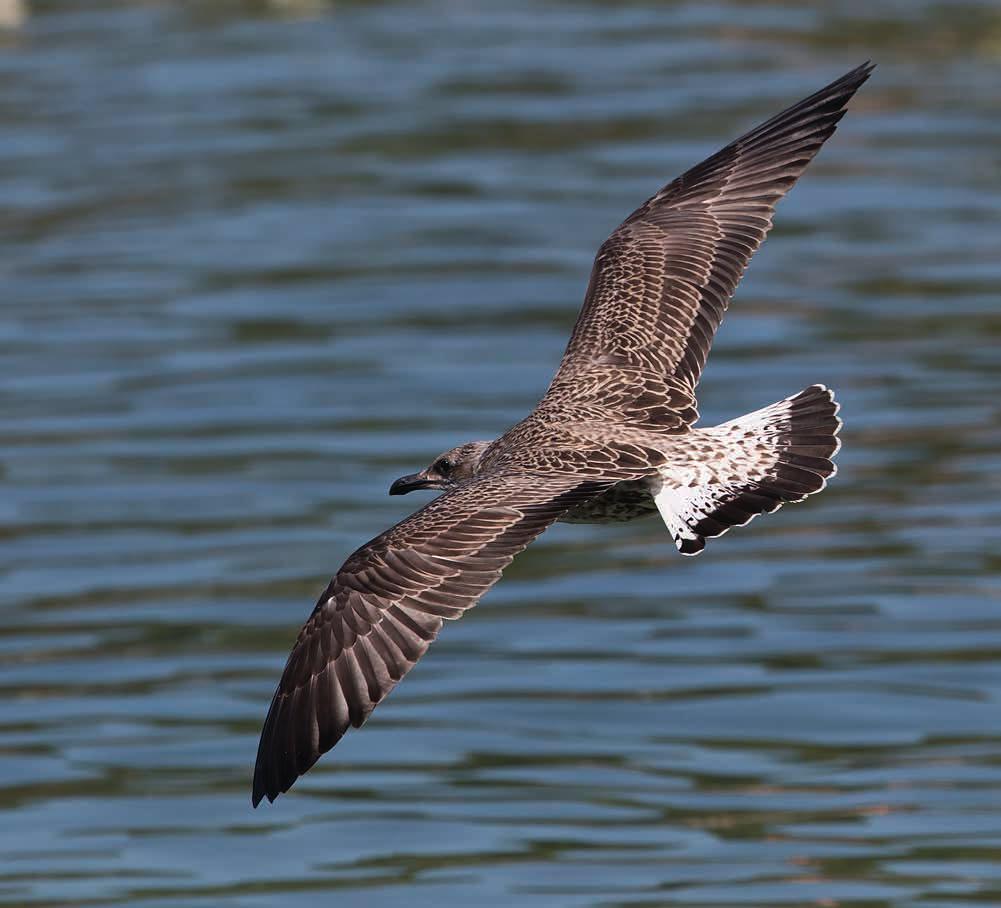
xmin=252 ymin=472 xmax=608 ymax=806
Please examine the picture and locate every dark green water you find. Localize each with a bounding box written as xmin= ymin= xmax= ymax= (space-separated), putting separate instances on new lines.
xmin=2 ymin=2 xmax=1000 ymax=906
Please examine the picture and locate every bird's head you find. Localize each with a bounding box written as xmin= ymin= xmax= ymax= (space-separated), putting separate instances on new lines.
xmin=389 ymin=441 xmax=492 ymax=496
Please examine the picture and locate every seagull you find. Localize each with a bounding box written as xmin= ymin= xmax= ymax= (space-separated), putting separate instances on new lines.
xmin=252 ymin=62 xmax=873 ymax=806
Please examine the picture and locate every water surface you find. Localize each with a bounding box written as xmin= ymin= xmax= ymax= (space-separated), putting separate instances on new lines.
xmin=2 ymin=2 xmax=1001 ymax=906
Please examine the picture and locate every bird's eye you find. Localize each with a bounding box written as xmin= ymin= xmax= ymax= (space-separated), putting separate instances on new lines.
xmin=434 ymin=458 xmax=452 ymax=474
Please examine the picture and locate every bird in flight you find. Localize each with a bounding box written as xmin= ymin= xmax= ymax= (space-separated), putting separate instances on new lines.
xmin=252 ymin=62 xmax=873 ymax=806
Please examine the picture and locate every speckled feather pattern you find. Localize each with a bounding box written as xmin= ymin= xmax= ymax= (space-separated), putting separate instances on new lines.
xmin=252 ymin=64 xmax=872 ymax=806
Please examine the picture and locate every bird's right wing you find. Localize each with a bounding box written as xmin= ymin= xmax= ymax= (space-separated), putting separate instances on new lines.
xmin=536 ymin=63 xmax=873 ymax=431
xmin=252 ymin=472 xmax=608 ymax=806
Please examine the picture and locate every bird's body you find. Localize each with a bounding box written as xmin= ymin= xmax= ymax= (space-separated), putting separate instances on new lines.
xmin=252 ymin=63 xmax=873 ymax=806
xmin=560 ymin=479 xmax=658 ymax=523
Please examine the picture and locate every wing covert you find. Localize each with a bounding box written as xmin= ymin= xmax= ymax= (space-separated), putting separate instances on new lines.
xmin=252 ymin=473 xmax=606 ymax=806
xmin=539 ymin=63 xmax=873 ymax=427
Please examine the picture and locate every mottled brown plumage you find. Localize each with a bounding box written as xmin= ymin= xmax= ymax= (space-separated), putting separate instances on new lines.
xmin=252 ymin=63 xmax=871 ymax=806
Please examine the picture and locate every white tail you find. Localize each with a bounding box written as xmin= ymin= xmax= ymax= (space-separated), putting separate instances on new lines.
xmin=652 ymin=385 xmax=842 ymax=555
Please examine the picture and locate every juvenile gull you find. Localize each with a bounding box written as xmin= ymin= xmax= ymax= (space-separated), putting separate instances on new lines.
xmin=252 ymin=63 xmax=873 ymax=806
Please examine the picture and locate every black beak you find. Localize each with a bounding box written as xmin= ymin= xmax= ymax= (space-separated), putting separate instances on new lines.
xmin=389 ymin=472 xmax=436 ymax=496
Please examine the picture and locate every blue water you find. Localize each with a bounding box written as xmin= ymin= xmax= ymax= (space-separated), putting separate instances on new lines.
xmin=2 ymin=2 xmax=1000 ymax=906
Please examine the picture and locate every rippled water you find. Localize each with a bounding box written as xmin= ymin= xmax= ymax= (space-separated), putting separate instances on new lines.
xmin=2 ymin=2 xmax=1000 ymax=906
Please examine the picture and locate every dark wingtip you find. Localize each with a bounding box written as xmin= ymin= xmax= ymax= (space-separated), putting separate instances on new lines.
xmin=835 ymin=60 xmax=875 ymax=78
xmin=824 ymin=61 xmax=876 ymax=102
xmin=802 ymin=60 xmax=876 ymax=111
xmin=842 ymin=60 xmax=876 ymax=87
xmin=252 ymin=737 xmax=293 ymax=807
xmin=251 ymin=770 xmax=268 ymax=807
xmin=251 ymin=709 xmax=282 ymax=808
xmin=252 ymin=765 xmax=286 ymax=807
xmin=251 ymin=778 xmax=270 ymax=808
